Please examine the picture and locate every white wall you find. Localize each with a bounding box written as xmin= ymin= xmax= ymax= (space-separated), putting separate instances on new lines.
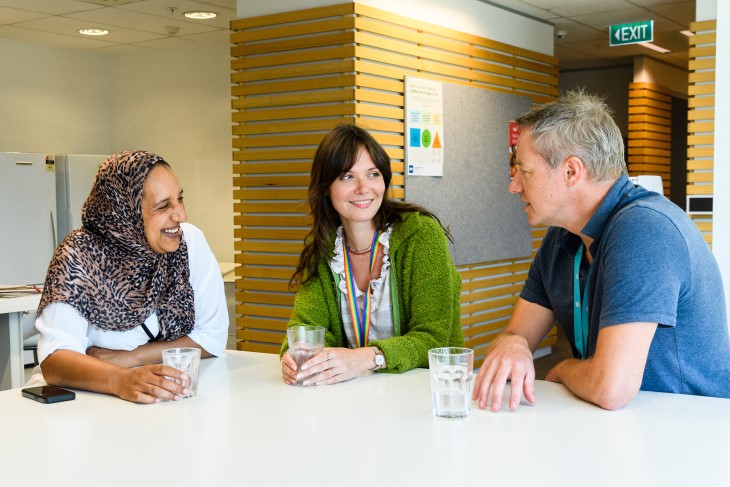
xmin=237 ymin=0 xmax=553 ymax=56
xmin=0 ymin=39 xmax=111 ymax=154
xmin=705 ymin=0 xmax=730 ymax=327
xmin=109 ymin=40 xmax=234 ymax=263
xmin=0 ymin=37 xmax=234 ymax=263
xmin=633 ymin=56 xmax=689 ymax=97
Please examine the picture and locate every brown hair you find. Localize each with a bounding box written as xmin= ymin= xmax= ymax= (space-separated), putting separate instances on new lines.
xmin=289 ymin=124 xmax=451 ymax=289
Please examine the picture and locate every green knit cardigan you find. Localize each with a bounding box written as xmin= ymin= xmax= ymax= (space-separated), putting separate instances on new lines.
xmin=281 ymin=211 xmax=463 ymax=373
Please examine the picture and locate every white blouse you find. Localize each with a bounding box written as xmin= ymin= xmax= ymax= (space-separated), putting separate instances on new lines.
xmin=330 ymin=226 xmax=394 ymax=348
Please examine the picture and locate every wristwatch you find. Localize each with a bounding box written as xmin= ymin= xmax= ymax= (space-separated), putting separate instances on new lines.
xmin=371 ymin=347 xmax=385 ymax=370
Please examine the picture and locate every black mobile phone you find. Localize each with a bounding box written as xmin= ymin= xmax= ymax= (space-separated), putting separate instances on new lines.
xmin=22 ymin=385 xmax=76 ymax=404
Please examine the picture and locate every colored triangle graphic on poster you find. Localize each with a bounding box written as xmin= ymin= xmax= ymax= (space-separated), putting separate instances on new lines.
xmin=432 ymin=131 xmax=442 ymax=149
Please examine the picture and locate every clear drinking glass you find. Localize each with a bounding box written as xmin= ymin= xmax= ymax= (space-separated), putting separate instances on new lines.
xmin=428 ymin=347 xmax=474 ymax=418
xmin=161 ymin=347 xmax=201 ymax=399
xmin=287 ymin=325 xmax=325 ymax=386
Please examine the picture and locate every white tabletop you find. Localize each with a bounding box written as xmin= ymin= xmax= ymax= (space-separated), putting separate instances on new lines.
xmin=1 ymin=351 xmax=728 ymax=486
xmin=0 ymin=293 xmax=41 ymax=314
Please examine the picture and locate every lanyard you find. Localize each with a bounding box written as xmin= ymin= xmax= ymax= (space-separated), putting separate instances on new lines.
xmin=573 ymin=244 xmax=591 ymax=359
xmin=342 ymin=230 xmax=381 ymax=348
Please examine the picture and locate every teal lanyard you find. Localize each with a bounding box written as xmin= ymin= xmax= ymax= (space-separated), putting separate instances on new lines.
xmin=573 ymin=244 xmax=591 ymax=359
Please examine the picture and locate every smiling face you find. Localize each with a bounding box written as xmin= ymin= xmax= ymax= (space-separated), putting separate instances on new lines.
xmin=327 ymin=146 xmax=385 ymax=228
xmin=141 ymin=164 xmax=187 ymax=254
xmin=508 ymin=130 xmax=568 ymax=228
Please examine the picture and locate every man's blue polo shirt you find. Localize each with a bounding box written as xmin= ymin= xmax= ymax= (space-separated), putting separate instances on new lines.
xmin=521 ymin=175 xmax=730 ymax=398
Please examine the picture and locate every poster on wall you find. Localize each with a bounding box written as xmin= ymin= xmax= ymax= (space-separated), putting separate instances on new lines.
xmin=405 ymin=77 xmax=444 ymax=176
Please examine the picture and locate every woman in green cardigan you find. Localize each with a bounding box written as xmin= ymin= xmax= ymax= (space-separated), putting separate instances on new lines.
xmin=280 ymin=124 xmax=463 ymax=386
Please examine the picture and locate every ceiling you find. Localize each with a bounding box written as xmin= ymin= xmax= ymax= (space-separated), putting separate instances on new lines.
xmin=0 ymin=0 xmax=236 ymax=52
xmin=0 ymin=0 xmax=695 ymax=70
xmin=482 ymin=0 xmax=695 ymax=71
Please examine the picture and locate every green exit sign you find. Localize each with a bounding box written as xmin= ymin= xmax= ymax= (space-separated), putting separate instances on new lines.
xmin=610 ymin=20 xmax=653 ymax=46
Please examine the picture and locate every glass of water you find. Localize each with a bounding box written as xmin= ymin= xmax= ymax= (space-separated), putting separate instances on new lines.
xmin=287 ymin=325 xmax=325 ymax=386
xmin=428 ymin=347 xmax=474 ymax=418
xmin=161 ymin=347 xmax=201 ymax=399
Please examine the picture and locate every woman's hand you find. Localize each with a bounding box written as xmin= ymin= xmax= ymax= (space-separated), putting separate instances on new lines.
xmin=296 ymin=347 xmax=376 ymax=386
xmin=280 ymin=350 xmax=298 ymax=385
xmin=114 ymin=364 xmax=190 ymax=404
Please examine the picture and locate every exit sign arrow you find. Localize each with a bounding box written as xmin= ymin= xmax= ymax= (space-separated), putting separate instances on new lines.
xmin=609 ymin=20 xmax=653 ymax=46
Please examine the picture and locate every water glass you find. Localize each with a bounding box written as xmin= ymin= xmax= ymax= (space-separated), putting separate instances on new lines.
xmin=287 ymin=325 xmax=325 ymax=386
xmin=161 ymin=347 xmax=201 ymax=399
xmin=428 ymin=347 xmax=474 ymax=418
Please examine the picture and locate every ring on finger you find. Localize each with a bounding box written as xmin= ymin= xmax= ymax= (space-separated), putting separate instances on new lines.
xmin=327 ymin=358 xmax=332 ymax=370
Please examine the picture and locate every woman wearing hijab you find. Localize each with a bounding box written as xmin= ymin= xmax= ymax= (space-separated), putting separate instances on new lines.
xmin=32 ymin=150 xmax=228 ymax=403
xmin=280 ymin=124 xmax=463 ymax=386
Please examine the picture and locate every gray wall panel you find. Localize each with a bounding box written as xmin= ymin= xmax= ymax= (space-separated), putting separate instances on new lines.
xmin=406 ymin=84 xmax=532 ymax=266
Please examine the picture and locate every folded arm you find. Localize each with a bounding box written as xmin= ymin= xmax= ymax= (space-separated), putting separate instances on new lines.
xmin=86 ymin=335 xmax=213 ymax=368
xmin=545 ymin=322 xmax=657 ymax=410
xmin=41 ymin=349 xmax=189 ymax=404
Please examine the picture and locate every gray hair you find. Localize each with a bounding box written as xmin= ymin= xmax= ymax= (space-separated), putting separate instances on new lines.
xmin=515 ymin=90 xmax=627 ymax=181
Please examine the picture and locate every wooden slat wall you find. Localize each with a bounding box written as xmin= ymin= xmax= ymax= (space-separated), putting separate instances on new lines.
xmin=231 ymin=3 xmax=559 ymax=365
xmin=688 ymin=20 xmax=716 ymax=245
xmin=627 ymin=82 xmax=672 ymax=198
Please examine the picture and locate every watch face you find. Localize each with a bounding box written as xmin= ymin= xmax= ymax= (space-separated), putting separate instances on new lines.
xmin=375 ymin=354 xmax=385 ymax=366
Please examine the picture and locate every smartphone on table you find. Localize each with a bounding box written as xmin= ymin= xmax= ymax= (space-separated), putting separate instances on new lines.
xmin=22 ymin=385 xmax=76 ymax=404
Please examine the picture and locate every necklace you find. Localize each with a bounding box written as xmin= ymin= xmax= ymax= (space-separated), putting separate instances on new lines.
xmin=346 ymin=243 xmax=373 ymax=255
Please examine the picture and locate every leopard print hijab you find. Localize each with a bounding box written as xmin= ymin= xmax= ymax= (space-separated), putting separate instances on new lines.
xmin=38 ymin=150 xmax=195 ymax=340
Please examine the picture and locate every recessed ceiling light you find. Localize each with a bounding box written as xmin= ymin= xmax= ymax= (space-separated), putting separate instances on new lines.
xmin=79 ymin=28 xmax=110 ymax=36
xmin=183 ymin=11 xmax=217 ymax=20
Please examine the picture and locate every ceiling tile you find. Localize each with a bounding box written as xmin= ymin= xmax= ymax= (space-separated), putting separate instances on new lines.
xmin=549 ymin=0 xmax=637 ymax=17
xmin=0 ymin=0 xmax=101 ymax=15
xmin=15 ymin=15 xmax=164 ymax=43
xmin=0 ymin=23 xmax=112 ymax=48
xmin=0 ymin=6 xmax=49 ymax=24
xmin=476 ymin=0 xmax=559 ymax=20
xmin=649 ymin=1 xmax=695 ymax=26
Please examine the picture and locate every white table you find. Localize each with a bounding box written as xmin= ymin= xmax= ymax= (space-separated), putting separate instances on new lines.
xmin=1 ymin=351 xmax=728 ymax=486
xmin=0 ymin=294 xmax=40 ymax=390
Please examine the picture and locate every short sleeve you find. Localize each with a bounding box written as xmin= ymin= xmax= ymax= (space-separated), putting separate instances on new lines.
xmin=597 ymin=206 xmax=687 ymax=328
xmin=183 ymin=223 xmax=229 ymax=356
xmin=36 ymin=302 xmax=90 ymax=364
xmin=520 ymin=236 xmax=552 ymax=310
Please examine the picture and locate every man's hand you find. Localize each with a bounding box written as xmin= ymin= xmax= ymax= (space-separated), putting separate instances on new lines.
xmin=472 ymin=333 xmax=536 ymax=411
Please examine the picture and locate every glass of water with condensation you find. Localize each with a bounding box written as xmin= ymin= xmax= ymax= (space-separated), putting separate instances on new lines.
xmin=428 ymin=347 xmax=474 ymax=418
xmin=287 ymin=325 xmax=325 ymax=386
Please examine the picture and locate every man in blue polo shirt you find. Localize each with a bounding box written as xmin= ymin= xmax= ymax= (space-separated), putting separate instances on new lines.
xmin=473 ymin=90 xmax=730 ymax=411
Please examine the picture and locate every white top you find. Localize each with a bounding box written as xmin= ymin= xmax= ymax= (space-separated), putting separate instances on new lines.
xmin=331 ymin=226 xmax=393 ymax=347
xmin=34 ymin=222 xmax=228 ymax=367
xmin=3 ymin=351 xmax=730 ymax=486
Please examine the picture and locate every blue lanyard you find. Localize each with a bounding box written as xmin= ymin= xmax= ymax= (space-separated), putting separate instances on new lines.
xmin=573 ymin=244 xmax=591 ymax=359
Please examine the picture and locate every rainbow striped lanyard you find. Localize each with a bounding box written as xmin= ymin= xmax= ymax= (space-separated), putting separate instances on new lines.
xmin=342 ymin=230 xmax=381 ymax=348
